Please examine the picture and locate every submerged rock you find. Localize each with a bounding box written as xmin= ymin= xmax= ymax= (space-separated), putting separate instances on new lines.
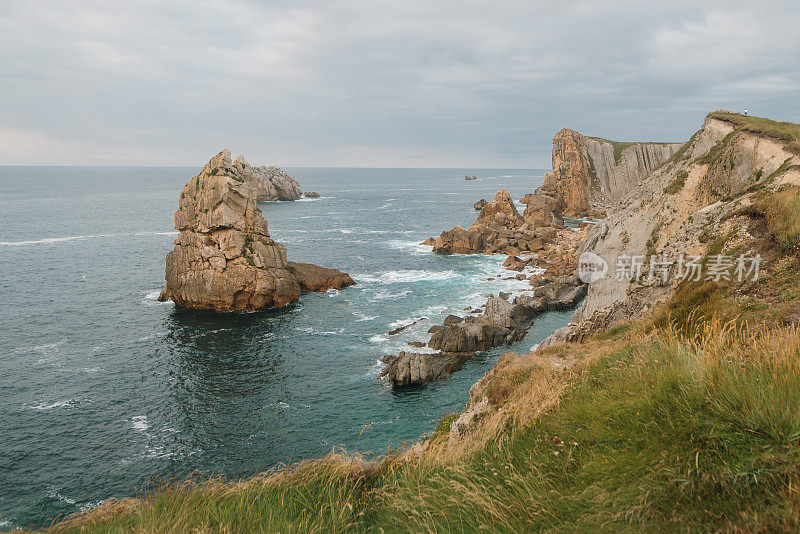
xmin=161 ymin=150 xmax=352 ymax=311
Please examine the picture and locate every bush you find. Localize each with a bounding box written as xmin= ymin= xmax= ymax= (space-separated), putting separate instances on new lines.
xmin=664 ymin=170 xmax=688 ymax=194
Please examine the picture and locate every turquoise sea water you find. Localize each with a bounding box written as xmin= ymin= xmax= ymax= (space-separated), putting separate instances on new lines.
xmin=0 ymin=166 xmax=572 ymax=529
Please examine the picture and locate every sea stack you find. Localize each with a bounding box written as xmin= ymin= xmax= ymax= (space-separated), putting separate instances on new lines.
xmin=160 ymin=149 xmax=354 ymax=311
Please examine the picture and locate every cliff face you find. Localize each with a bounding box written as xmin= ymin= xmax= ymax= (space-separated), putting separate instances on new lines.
xmin=539 ymin=129 xmax=681 ymax=217
xmin=556 ymin=114 xmax=800 ymax=338
xmin=161 ymin=150 xmax=353 ymax=311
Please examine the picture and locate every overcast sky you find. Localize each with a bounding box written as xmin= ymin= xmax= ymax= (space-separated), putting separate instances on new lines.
xmin=2 ymin=0 xmax=799 ymax=167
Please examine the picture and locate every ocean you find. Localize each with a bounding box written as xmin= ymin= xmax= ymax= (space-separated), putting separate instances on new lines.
xmin=0 ymin=166 xmax=572 ymax=529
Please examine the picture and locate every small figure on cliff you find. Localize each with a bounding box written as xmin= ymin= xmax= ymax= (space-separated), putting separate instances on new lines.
xmin=744 ymin=108 xmax=748 ymax=116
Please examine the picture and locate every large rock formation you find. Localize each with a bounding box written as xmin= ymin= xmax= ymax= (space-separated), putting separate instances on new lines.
xmin=539 ymin=129 xmax=682 ymax=217
xmin=431 ymin=189 xmax=555 ymax=255
xmin=245 ymin=165 xmax=302 ymax=201
xmin=541 ymin=112 xmax=800 ymax=345
xmin=160 ymin=150 xmax=353 ymax=311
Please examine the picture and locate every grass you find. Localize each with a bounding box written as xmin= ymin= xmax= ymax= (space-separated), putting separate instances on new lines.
xmin=709 ymin=111 xmax=800 ymax=154
xmin=664 ymin=170 xmax=688 ymax=194
xmin=754 ymin=187 xmax=800 ymax=251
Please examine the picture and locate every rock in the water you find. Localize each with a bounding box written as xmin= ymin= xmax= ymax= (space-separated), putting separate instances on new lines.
xmin=286 ymin=261 xmax=355 ymax=292
xmin=304 ymin=191 xmax=321 ymax=198
xmin=161 ymin=150 xmax=352 ymax=311
xmin=469 ymin=189 xmax=523 ymax=232
xmin=242 ymin=161 xmax=302 ymax=201
xmin=465 ymin=175 xmax=478 ymax=180
xmin=379 ymin=351 xmax=474 ymax=386
xmin=163 ymin=150 xmax=301 ymax=311
xmin=432 ymin=225 xmax=486 ymax=254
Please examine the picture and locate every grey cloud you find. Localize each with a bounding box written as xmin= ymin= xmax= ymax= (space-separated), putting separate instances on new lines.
xmin=1 ymin=0 xmax=798 ymax=166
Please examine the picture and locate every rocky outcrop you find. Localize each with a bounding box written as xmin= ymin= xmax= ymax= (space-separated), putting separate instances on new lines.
xmin=303 ymin=191 xmax=320 ymax=198
xmin=465 ymin=175 xmax=477 ymax=180
xmin=473 ymin=198 xmax=487 ymax=211
xmin=381 ymin=274 xmax=586 ymax=387
xmin=431 ymin=189 xmax=553 ymax=255
xmin=541 ymin=113 xmax=800 ymax=346
xmin=246 ymin=165 xmax=302 ymax=201
xmin=539 ymin=129 xmax=681 ymax=217
xmin=428 ymin=275 xmax=586 ymax=354
xmin=379 ymin=351 xmax=473 ymax=386
xmin=286 ymin=262 xmax=355 ymax=292
xmin=160 ymin=150 xmax=352 ymax=311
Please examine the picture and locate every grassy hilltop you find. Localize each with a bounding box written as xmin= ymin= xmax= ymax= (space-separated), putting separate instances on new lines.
xmin=43 ymin=117 xmax=800 ymax=533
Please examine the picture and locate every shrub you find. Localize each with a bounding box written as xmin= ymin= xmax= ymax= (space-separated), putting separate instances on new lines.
xmin=665 ymin=170 xmax=688 ymax=194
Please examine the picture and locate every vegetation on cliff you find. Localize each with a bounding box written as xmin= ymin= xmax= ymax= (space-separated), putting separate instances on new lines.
xmin=709 ymin=111 xmax=800 ymax=154
xmin=49 ymin=186 xmax=800 ymax=534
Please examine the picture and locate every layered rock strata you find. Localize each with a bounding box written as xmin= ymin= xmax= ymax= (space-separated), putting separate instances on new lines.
xmin=540 ymin=129 xmax=681 ymax=217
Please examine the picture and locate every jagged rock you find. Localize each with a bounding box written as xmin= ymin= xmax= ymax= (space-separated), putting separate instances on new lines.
xmin=304 ymin=191 xmax=320 ymax=198
xmin=522 ymin=192 xmax=564 ymax=228
xmin=379 ymin=351 xmax=474 ymax=386
xmin=465 ymin=175 xmax=478 ymax=180
xmin=428 ymin=322 xmax=515 ymax=353
xmin=432 ymin=225 xmax=486 ymax=254
xmin=473 ymin=198 xmax=487 ymax=211
xmin=161 ymin=150 xmax=352 ymax=311
xmin=420 ymin=237 xmax=436 ymax=246
xmin=286 ymin=261 xmax=355 ymax=292
xmin=443 ymin=314 xmax=464 ymax=325
xmin=163 ymin=150 xmax=301 ymax=311
xmin=469 ymin=189 xmax=523 ymax=232
xmin=240 ymin=159 xmax=302 ymax=201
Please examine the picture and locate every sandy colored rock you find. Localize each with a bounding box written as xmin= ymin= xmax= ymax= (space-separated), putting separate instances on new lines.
xmin=286 ymin=261 xmax=355 ymax=292
xmin=162 ymin=150 xmax=353 ymax=311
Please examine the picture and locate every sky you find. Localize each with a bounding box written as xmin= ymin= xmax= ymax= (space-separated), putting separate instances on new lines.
xmin=1 ymin=0 xmax=799 ymax=167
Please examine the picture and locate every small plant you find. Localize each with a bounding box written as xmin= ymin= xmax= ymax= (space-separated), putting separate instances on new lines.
xmin=210 ymin=168 xmax=219 ymax=176
xmin=698 ymin=229 xmax=715 ymax=243
xmin=435 ymin=413 xmax=459 ymax=435
xmin=664 ymin=170 xmax=688 ymax=194
xmin=754 ymin=169 xmax=764 ymax=181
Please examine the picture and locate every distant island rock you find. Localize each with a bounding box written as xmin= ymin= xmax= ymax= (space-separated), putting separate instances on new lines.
xmin=158 ymin=149 xmax=353 ymax=311
xmin=248 ymin=165 xmax=302 ymax=201
xmin=464 ymin=175 xmax=477 ymax=180
xmin=303 ymin=191 xmax=321 ymax=198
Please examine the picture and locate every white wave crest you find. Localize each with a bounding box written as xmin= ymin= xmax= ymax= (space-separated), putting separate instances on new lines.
xmin=0 ymin=231 xmax=177 ymax=247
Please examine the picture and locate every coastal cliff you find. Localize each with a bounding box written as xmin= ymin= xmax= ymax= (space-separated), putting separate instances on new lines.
xmin=540 ymin=129 xmax=681 ymax=217
xmin=160 ymin=150 xmax=353 ymax=311
xmin=550 ymin=112 xmax=800 ymax=343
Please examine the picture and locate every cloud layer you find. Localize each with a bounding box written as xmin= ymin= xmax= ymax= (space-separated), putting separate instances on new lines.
xmin=2 ymin=0 xmax=799 ymax=166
